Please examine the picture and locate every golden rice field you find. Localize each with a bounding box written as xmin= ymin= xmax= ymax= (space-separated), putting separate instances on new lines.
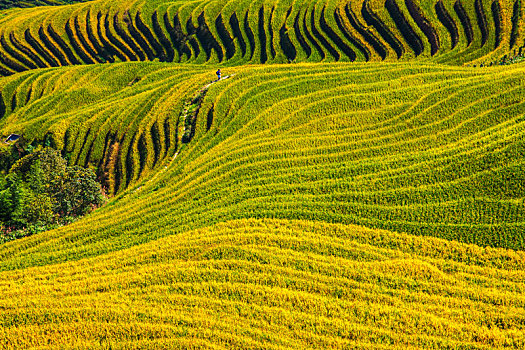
xmin=0 ymin=0 xmax=524 ymax=348
xmin=2 ymin=218 xmax=525 ymax=349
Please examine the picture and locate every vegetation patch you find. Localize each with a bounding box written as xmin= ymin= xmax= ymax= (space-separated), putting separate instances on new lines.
xmin=181 ymin=87 xmax=209 ymax=143
xmin=0 ymin=146 xmax=103 ymax=242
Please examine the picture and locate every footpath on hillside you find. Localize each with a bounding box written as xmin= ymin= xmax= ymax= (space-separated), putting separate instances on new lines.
xmin=179 ymin=74 xmax=234 ymax=146
xmin=132 ymin=73 xmax=234 ymax=194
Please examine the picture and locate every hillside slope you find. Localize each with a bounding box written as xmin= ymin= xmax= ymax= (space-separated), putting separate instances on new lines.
xmin=2 ymin=218 xmax=525 ymax=349
xmin=0 ymin=62 xmax=524 ymax=266
xmin=0 ymin=0 xmax=521 ymax=76
xmin=0 ymin=0 xmax=524 ymax=348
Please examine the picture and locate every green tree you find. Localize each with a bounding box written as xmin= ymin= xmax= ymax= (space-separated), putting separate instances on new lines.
xmin=23 ymin=191 xmax=55 ymax=225
xmin=0 ymin=147 xmax=103 ymax=236
xmin=4 ymin=174 xmax=27 ymax=227
xmin=54 ymin=166 xmax=103 ymax=217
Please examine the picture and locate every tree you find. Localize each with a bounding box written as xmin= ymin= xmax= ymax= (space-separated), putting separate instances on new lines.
xmin=54 ymin=166 xmax=103 ymax=217
xmin=0 ymin=147 xmax=103 ymax=235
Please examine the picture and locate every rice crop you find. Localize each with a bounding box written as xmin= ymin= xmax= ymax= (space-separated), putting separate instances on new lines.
xmin=0 ymin=0 xmax=524 ymax=348
xmin=0 ymin=0 xmax=520 ymax=76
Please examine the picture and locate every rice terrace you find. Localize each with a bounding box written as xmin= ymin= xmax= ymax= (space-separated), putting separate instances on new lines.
xmin=0 ymin=0 xmax=524 ymax=347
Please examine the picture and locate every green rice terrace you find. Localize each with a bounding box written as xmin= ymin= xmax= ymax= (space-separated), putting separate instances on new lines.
xmin=0 ymin=0 xmax=524 ymax=348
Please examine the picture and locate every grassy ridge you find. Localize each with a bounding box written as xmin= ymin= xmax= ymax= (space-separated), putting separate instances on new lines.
xmin=0 ymin=62 xmax=524 ymax=272
xmin=0 ymin=0 xmax=520 ymax=76
xmin=1 ymin=218 xmax=525 ymax=348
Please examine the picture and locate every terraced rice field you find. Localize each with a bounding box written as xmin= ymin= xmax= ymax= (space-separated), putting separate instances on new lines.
xmin=0 ymin=0 xmax=525 ymax=348
xmin=0 ymin=63 xmax=206 ymax=195
xmin=2 ymin=219 xmax=525 ymax=349
xmin=0 ymin=0 xmax=521 ymax=76
xmin=1 ymin=62 xmax=525 ymax=252
xmin=0 ymin=61 xmax=524 ymax=347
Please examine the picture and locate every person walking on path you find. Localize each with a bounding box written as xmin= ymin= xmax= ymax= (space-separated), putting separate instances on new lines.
xmin=216 ymin=69 xmax=221 ymax=81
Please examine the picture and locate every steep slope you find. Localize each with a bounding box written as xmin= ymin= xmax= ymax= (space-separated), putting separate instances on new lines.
xmin=2 ymin=218 xmax=525 ymax=349
xmin=1 ymin=62 xmax=524 ymax=268
xmin=0 ymin=62 xmax=211 ymax=195
xmin=0 ymin=0 xmax=520 ymax=76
